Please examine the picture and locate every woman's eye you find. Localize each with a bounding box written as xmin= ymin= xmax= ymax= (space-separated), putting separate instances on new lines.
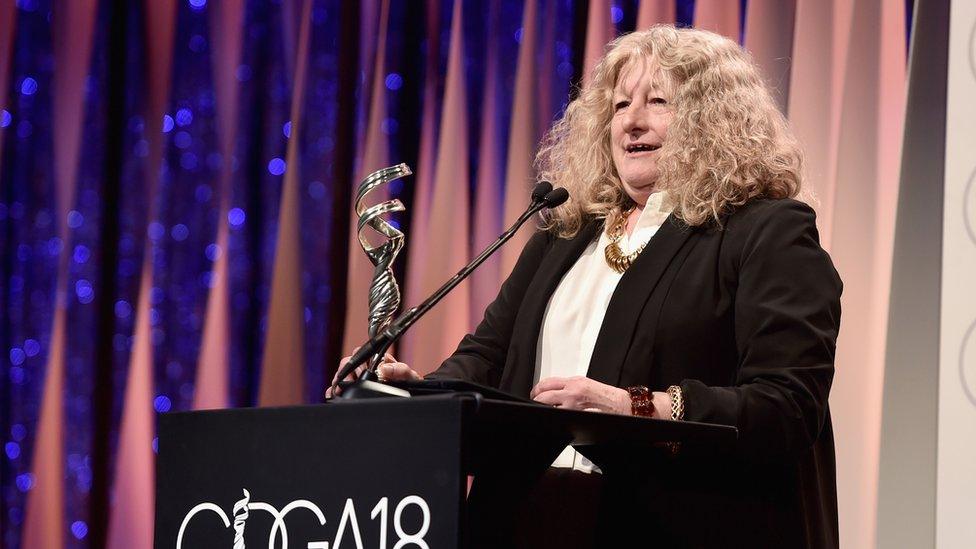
xmin=650 ymin=97 xmax=667 ymax=105
xmin=614 ymin=100 xmax=630 ymax=111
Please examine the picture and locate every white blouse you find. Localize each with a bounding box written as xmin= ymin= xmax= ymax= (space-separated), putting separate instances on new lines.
xmin=535 ymin=191 xmax=672 ymax=472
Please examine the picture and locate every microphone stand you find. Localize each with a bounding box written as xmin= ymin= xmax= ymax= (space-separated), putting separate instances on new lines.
xmin=333 ymin=187 xmax=568 ymax=397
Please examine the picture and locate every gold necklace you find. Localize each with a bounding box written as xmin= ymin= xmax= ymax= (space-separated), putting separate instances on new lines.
xmin=604 ymin=210 xmax=645 ymax=273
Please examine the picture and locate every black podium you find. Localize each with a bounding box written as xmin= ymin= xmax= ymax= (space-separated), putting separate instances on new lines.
xmin=155 ymin=391 xmax=735 ymax=548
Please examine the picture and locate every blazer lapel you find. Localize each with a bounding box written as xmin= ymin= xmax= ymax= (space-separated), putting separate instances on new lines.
xmin=586 ymin=216 xmax=697 ymax=386
xmin=500 ymin=221 xmax=602 ymax=397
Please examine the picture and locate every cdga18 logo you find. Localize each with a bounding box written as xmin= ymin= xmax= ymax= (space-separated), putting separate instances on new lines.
xmin=176 ymin=489 xmax=432 ymax=549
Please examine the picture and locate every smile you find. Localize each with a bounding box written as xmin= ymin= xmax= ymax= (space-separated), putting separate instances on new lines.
xmin=624 ymin=143 xmax=661 ymax=155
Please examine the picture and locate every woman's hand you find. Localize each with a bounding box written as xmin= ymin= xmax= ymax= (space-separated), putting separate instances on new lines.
xmin=530 ymin=376 xmax=632 ymax=414
xmin=325 ymin=351 xmax=422 ymax=399
xmin=531 ymin=376 xmax=674 ymax=418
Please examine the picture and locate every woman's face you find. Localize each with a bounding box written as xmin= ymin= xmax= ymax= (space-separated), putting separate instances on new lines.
xmin=609 ymin=57 xmax=674 ymax=206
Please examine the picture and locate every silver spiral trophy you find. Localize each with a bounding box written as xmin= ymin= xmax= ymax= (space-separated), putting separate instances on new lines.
xmin=355 ymin=163 xmax=412 ymax=369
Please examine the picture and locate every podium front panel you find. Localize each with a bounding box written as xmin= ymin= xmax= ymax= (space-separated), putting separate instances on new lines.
xmin=154 ymin=398 xmax=465 ymax=548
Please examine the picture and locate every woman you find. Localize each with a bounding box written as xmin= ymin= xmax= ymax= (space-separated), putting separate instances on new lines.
xmin=339 ymin=26 xmax=841 ymax=548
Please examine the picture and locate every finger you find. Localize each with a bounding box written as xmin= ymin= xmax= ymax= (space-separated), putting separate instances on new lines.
xmin=530 ymin=377 xmax=568 ymax=399
xmin=378 ymin=362 xmax=422 ymax=381
xmin=532 ymin=389 xmax=567 ymax=407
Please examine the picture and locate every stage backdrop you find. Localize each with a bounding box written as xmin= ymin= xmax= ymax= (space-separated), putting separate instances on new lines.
xmin=0 ymin=1 xmax=914 ymax=548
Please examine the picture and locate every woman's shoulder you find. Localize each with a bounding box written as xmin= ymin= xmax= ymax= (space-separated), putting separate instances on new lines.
xmin=726 ymin=197 xmax=818 ymax=228
xmin=720 ymin=197 xmax=827 ymax=261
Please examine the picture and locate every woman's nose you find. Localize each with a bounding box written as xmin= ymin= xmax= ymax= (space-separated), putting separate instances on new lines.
xmin=621 ymin=104 xmax=647 ymax=133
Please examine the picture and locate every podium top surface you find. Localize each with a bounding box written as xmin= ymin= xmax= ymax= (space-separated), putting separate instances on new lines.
xmin=165 ymin=392 xmax=736 ymax=449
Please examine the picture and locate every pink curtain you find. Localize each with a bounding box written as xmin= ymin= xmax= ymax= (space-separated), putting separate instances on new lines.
xmin=193 ymin=0 xmax=245 ymax=411
xmin=399 ymin=0 xmax=472 ymax=373
xmin=343 ymin=0 xmax=395 ymax=356
xmin=21 ymin=1 xmax=97 ymax=547
xmin=104 ymin=0 xmax=177 ymax=545
xmin=257 ymin=0 xmax=313 ymax=405
xmin=636 ymin=0 xmax=676 ymax=29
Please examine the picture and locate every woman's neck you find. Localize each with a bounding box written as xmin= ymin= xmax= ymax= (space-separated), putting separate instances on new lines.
xmin=625 ymin=203 xmax=644 ymax=237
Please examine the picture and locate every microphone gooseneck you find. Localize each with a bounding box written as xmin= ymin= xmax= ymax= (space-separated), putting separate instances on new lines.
xmin=334 ymin=184 xmax=569 ymax=390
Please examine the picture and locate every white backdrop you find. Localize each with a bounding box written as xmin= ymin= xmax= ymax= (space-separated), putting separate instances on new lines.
xmin=938 ymin=1 xmax=976 ymax=546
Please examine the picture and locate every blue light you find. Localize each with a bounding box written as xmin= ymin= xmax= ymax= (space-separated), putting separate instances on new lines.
xmin=308 ymin=181 xmax=326 ymax=199
xmin=10 ymin=367 xmax=25 ymax=384
xmin=4 ymin=442 xmax=20 ymax=459
xmin=381 ymin=117 xmax=398 ymax=135
xmin=20 ymin=77 xmax=38 ymax=96
xmin=23 ymin=339 xmax=40 ymax=357
xmin=71 ymin=521 xmax=89 ymax=540
xmin=48 ymin=236 xmax=63 ymax=256
xmin=514 ymin=28 xmax=523 ymax=43
xmin=189 ymin=0 xmax=206 ymax=9
xmin=385 ymin=73 xmax=403 ymax=91
xmin=283 ymin=121 xmax=291 ymax=138
xmin=15 ymin=473 xmax=34 ymax=493
xmin=195 ymin=184 xmax=212 ymax=202
xmin=17 ymin=120 xmax=32 ymax=138
xmin=148 ymin=221 xmax=165 ymax=240
xmin=114 ymin=300 xmax=132 ymax=319
xmin=189 ymin=34 xmax=206 ymax=53
xmin=11 ymin=424 xmax=26 ymax=441
xmin=75 ymin=279 xmax=94 ymax=303
xmin=73 ymin=244 xmax=91 ymax=264
xmin=67 ymin=210 xmax=84 ymax=228
xmin=171 ymin=223 xmax=189 ymax=241
xmin=0 ymin=109 xmax=10 ymax=127
xmin=558 ymin=61 xmax=573 ymax=79
xmin=175 ymin=108 xmax=193 ymax=126
xmin=228 ymin=207 xmax=246 ymax=227
xmin=611 ymin=6 xmax=623 ymax=24
xmin=162 ymin=114 xmax=175 ymax=133
xmin=9 ymin=347 xmax=25 ymax=366
xmin=153 ymin=395 xmax=172 ymax=413
xmin=179 ymin=152 xmax=198 ymax=170
xmin=152 ymin=437 xmax=159 ymax=454
xmin=267 ymin=157 xmax=286 ymax=175
xmin=166 ymin=361 xmax=183 ymax=378
xmin=205 ymin=243 xmax=221 ymax=261
xmin=174 ymin=130 xmax=192 ymax=148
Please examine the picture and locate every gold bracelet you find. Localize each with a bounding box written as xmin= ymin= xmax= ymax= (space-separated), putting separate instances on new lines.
xmin=665 ymin=385 xmax=685 ymax=455
xmin=666 ymin=385 xmax=685 ymax=421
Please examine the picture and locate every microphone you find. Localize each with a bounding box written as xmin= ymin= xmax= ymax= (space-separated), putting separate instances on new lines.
xmin=334 ymin=183 xmax=568 ymax=389
xmin=531 ymin=181 xmax=553 ymax=203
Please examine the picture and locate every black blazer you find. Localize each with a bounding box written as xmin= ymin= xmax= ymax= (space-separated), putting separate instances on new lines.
xmin=432 ymin=198 xmax=842 ymax=548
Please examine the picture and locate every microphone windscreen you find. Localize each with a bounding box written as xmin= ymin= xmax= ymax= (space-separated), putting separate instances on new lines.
xmin=531 ymin=181 xmax=553 ymax=202
xmin=542 ymin=187 xmax=569 ymax=208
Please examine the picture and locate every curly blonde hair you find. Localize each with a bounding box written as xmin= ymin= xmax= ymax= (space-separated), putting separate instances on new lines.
xmin=536 ymin=25 xmax=802 ymax=237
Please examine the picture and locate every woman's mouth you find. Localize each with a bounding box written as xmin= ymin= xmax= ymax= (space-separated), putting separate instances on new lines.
xmin=624 ymin=143 xmax=661 ymax=155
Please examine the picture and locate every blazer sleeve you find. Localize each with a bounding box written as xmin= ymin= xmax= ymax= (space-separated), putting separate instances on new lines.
xmin=426 ymin=230 xmax=552 ymax=386
xmin=679 ymin=199 xmax=842 ymax=458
